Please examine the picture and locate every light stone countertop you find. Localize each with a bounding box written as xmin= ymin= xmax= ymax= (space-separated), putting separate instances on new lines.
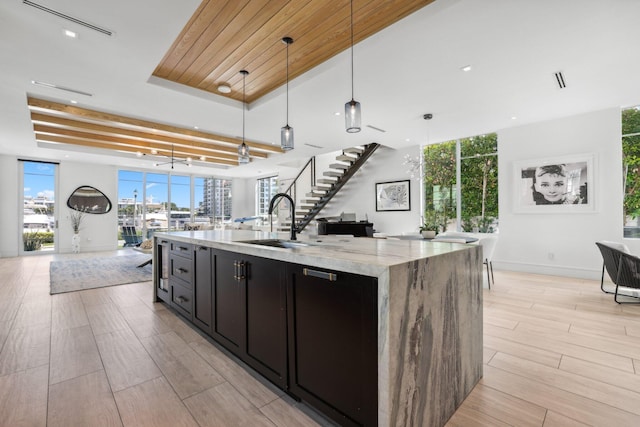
xmin=154 ymin=229 xmax=474 ymax=277
xmin=154 ymin=228 xmax=483 ymax=426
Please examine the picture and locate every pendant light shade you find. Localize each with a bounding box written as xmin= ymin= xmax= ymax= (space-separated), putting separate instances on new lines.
xmin=238 ymin=69 xmax=250 ymax=164
xmin=345 ymin=0 xmax=361 ymax=133
xmin=281 ymin=36 xmax=294 ymax=151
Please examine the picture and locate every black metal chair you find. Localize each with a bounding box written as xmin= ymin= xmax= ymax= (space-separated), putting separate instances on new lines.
xmin=122 ymin=226 xmax=143 ymax=247
xmin=595 ymin=241 xmax=640 ymax=304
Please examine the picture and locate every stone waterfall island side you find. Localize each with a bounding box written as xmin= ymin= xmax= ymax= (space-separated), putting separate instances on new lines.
xmin=154 ymin=230 xmax=483 ymax=427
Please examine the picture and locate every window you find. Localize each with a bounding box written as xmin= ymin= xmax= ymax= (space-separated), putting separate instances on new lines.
xmin=422 ymin=133 xmax=498 ymax=233
xmin=169 ymin=175 xmax=190 ymax=231
xmin=459 ymin=134 xmax=498 ymax=232
xmin=117 ymin=171 xmax=232 ymax=245
xmin=622 ymin=106 xmax=640 ymax=238
xmin=257 ymin=176 xmax=278 ymax=218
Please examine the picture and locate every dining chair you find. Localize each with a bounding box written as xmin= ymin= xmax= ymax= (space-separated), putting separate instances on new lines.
xmin=595 ymin=241 xmax=640 ymax=302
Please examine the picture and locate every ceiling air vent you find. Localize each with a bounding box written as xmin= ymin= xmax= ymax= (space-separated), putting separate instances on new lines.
xmin=366 ymin=125 xmax=386 ymax=133
xmin=23 ymin=0 xmax=113 ymax=36
xmin=304 ymin=143 xmax=324 ymax=149
xmin=554 ymin=71 xmax=567 ymax=89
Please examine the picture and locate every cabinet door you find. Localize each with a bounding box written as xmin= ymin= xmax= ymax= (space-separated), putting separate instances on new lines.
xmin=211 ymin=250 xmax=245 ymax=354
xmin=244 ymin=255 xmax=287 ymax=388
xmin=193 ymin=245 xmax=213 ymax=334
xmin=287 ymin=265 xmax=378 ymax=427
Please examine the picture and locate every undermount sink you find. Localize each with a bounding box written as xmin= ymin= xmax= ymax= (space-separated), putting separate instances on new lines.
xmin=238 ymin=239 xmax=312 ymax=249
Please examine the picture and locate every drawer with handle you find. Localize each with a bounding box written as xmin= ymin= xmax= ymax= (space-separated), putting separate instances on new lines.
xmin=170 ymin=242 xmax=193 ymax=259
xmin=171 ymin=283 xmax=192 ymax=316
xmin=170 ymin=254 xmax=193 ymax=287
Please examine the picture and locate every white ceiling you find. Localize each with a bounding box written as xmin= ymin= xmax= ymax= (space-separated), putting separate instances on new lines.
xmin=2 ymin=0 xmax=640 ymax=178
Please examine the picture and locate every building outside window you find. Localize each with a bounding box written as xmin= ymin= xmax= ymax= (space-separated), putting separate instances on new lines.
xmin=118 ymin=171 xmax=232 ymax=245
xmin=202 ymin=178 xmax=232 ymax=224
xmin=256 ymin=176 xmax=278 ymax=219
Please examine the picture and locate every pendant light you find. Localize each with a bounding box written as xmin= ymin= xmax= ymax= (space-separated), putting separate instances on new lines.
xmin=281 ymin=36 xmax=294 ymax=151
xmin=345 ymin=0 xmax=361 ymax=133
xmin=238 ymin=69 xmax=250 ymax=164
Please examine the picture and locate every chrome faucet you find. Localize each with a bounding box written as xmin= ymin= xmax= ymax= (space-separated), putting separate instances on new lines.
xmin=268 ymin=193 xmax=298 ymax=241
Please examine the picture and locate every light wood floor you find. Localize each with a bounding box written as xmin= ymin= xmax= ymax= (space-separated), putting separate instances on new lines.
xmin=1 ymin=252 xmax=639 ymax=426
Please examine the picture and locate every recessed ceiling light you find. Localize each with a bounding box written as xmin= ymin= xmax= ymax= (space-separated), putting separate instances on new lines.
xmin=200 ymin=156 xmax=206 ymax=161
xmin=405 ymin=138 xmax=411 ymax=142
xmin=150 ymin=149 xmax=158 ymax=155
xmin=135 ymin=151 xmax=142 ymax=157
xmin=461 ymin=65 xmax=472 ymax=72
xmin=334 ymin=112 xmax=341 ymax=116
xmin=64 ymin=29 xmax=77 ymax=38
xmin=70 ymin=100 xmax=77 ymax=104
xmin=217 ymin=84 xmax=231 ymax=94
xmin=511 ymin=116 xmax=517 ymax=120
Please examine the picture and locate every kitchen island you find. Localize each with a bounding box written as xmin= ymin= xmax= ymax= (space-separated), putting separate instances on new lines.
xmin=153 ymin=229 xmax=483 ymax=427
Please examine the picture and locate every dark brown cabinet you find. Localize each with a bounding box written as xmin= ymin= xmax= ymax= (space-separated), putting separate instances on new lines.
xmin=168 ymin=243 xmax=193 ymax=320
xmin=243 ymin=254 xmax=287 ymax=388
xmin=154 ymin=238 xmax=378 ymax=425
xmin=287 ymin=265 xmax=378 ymax=427
xmin=211 ymin=251 xmax=287 ymax=388
xmin=210 ymin=250 xmax=244 ymax=354
xmin=193 ymin=245 xmax=213 ymax=334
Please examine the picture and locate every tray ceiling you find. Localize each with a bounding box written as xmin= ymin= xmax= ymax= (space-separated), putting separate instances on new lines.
xmin=153 ymin=0 xmax=435 ymax=103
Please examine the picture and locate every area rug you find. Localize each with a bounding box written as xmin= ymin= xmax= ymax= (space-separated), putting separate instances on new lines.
xmin=50 ymin=254 xmax=152 ymax=294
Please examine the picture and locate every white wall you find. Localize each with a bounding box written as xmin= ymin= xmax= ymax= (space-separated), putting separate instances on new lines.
xmin=58 ymin=162 xmax=118 ymax=253
xmin=0 ymin=155 xmax=19 ymax=257
xmin=0 ymin=157 xmax=119 ymax=257
xmin=495 ymin=108 xmax=625 ymax=279
xmin=231 ymin=177 xmax=254 ymax=219
xmin=312 ymin=145 xmax=422 ymax=235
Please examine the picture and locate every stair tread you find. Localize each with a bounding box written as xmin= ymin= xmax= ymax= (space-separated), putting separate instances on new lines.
xmin=329 ymin=163 xmax=350 ymax=169
xmin=336 ymin=154 xmax=356 ymax=162
xmin=323 ymin=171 xmax=343 ymax=177
xmin=317 ymin=179 xmax=337 ymax=184
xmin=343 ymin=146 xmax=364 ymax=154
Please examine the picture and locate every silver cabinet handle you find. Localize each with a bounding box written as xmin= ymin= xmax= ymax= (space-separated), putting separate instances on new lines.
xmin=303 ymin=268 xmax=337 ymax=282
xmin=178 ymin=246 xmax=189 ymax=252
xmin=234 ymin=261 xmax=246 ymax=280
xmin=176 ymin=267 xmax=188 ymax=274
xmin=176 ymin=296 xmax=188 ymax=303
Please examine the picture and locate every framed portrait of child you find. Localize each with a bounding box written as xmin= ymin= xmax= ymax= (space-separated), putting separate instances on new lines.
xmin=514 ymin=154 xmax=594 ymax=213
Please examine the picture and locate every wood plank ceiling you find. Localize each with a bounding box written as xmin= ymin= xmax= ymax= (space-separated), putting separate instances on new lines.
xmin=28 ymin=0 xmax=434 ymax=167
xmin=28 ymin=97 xmax=281 ymax=167
xmin=153 ymin=0 xmax=435 ymax=103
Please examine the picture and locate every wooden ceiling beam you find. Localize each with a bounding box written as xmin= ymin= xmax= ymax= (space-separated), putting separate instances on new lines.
xmin=27 ymin=97 xmax=282 ymax=153
xmin=30 ymin=112 xmax=269 ymax=158
xmin=35 ymin=133 xmax=238 ymax=166
xmin=32 ymin=124 xmax=260 ymax=162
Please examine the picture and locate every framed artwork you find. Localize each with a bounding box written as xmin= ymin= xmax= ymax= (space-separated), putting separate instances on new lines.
xmin=514 ymin=154 xmax=594 ymax=213
xmin=376 ymin=180 xmax=411 ymax=211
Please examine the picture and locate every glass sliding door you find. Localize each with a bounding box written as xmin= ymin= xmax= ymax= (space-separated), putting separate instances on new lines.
xmin=117 ymin=170 xmax=144 ymax=246
xmin=169 ymin=174 xmax=190 ymax=230
xmin=20 ymin=160 xmax=58 ymax=254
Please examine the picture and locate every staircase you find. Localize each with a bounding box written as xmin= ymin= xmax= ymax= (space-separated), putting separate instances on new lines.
xmin=280 ymin=143 xmax=380 ymax=234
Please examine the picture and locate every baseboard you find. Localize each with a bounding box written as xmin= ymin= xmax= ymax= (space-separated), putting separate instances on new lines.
xmin=494 ymin=260 xmax=602 ymax=281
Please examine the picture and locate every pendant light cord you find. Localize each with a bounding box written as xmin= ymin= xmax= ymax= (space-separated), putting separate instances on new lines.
xmin=286 ymin=40 xmax=290 ymax=126
xmin=350 ymin=0 xmax=354 ymax=100
xmin=242 ymin=72 xmax=246 ymax=142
